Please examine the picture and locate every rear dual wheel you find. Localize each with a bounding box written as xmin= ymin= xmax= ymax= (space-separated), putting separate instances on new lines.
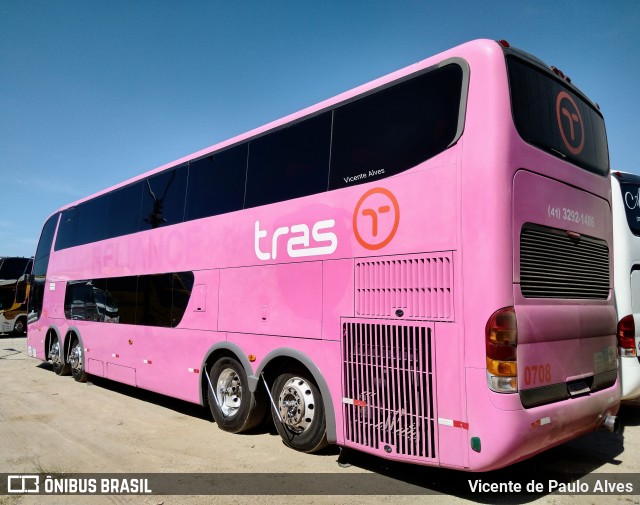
xmin=270 ymin=370 xmax=328 ymax=453
xmin=49 ymin=335 xmax=70 ymax=376
xmin=68 ymin=338 xmax=87 ymax=383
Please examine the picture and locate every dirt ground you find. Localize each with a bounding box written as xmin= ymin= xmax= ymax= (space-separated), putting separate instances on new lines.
xmin=1 ymin=333 xmax=640 ymax=505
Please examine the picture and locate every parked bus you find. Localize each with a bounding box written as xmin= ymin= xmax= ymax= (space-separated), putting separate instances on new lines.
xmin=27 ymin=39 xmax=618 ymax=471
xmin=612 ymin=171 xmax=640 ymax=400
xmin=0 ymin=257 xmax=32 ymax=335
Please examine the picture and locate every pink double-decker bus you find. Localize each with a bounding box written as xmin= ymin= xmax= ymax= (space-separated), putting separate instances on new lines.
xmin=27 ymin=39 xmax=618 ymax=471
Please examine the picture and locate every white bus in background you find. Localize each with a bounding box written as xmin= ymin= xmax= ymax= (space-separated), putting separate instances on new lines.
xmin=612 ymin=171 xmax=640 ymax=399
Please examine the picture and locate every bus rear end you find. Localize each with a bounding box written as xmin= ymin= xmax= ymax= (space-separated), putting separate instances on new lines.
xmin=464 ymin=42 xmax=619 ymax=471
xmin=513 ymin=174 xmax=616 ymax=409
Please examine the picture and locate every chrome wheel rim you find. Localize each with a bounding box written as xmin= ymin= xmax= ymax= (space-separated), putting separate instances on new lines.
xmin=49 ymin=340 xmax=62 ymax=366
xmin=278 ymin=377 xmax=316 ymax=434
xmin=69 ymin=342 xmax=83 ymax=374
xmin=216 ymin=368 xmax=242 ymax=417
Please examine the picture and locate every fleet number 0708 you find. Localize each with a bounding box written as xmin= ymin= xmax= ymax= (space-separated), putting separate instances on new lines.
xmin=547 ymin=206 xmax=595 ymax=228
xmin=524 ymin=364 xmax=551 ymax=386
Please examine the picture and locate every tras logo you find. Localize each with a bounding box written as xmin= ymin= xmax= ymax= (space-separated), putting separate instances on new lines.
xmin=254 ymin=219 xmax=338 ymax=260
xmin=253 ymin=187 xmax=399 ymax=260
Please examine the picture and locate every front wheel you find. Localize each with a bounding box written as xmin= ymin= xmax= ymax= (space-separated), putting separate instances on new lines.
xmin=69 ymin=338 xmax=87 ymax=382
xmin=271 ymin=371 xmax=328 ymax=453
xmin=207 ymin=357 xmax=266 ymax=433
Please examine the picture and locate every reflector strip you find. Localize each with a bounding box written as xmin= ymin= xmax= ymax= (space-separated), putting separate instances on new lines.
xmin=188 ymin=368 xmax=200 ymax=373
xmin=531 ymin=417 xmax=551 ymax=429
xmin=438 ymin=418 xmax=469 ymax=430
xmin=342 ymin=397 xmax=367 ymax=407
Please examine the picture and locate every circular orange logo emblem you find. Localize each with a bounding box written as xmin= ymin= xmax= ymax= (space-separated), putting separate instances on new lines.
xmin=556 ymin=91 xmax=584 ymax=156
xmin=353 ymin=188 xmax=400 ymax=250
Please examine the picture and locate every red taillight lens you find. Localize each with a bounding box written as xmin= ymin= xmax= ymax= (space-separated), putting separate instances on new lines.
xmin=486 ymin=307 xmax=518 ymax=393
xmin=486 ymin=307 xmax=517 ymax=350
xmin=486 ymin=341 xmax=517 ymax=361
xmin=617 ymin=315 xmax=636 ymax=357
xmin=498 ymin=39 xmax=510 ymax=48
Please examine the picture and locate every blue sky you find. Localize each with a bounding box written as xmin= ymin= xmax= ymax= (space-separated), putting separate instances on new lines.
xmin=1 ymin=1 xmax=638 ymax=258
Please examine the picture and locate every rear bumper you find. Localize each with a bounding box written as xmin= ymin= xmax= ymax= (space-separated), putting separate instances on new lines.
xmin=466 ymin=366 xmax=620 ymax=472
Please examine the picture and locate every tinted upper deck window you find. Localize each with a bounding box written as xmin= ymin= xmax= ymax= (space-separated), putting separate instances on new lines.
xmin=106 ymin=182 xmax=143 ymax=239
xmin=329 ymin=64 xmax=463 ymax=190
xmin=140 ymin=165 xmax=188 ymax=230
xmin=185 ymin=144 xmax=247 ymax=220
xmin=30 ymin=213 xmax=59 ymax=320
xmin=55 ymin=195 xmax=108 ymax=250
xmin=245 ymin=112 xmax=331 ymax=208
xmin=507 ymin=56 xmax=609 ymax=176
xmin=33 ymin=213 xmax=59 ymax=276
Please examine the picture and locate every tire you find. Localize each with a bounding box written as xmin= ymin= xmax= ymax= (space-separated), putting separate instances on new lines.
xmin=270 ymin=370 xmax=328 ymax=453
xmin=49 ymin=335 xmax=70 ymax=376
xmin=13 ymin=317 xmax=26 ymax=336
xmin=207 ymin=356 xmax=266 ymax=434
xmin=69 ymin=337 xmax=87 ymax=383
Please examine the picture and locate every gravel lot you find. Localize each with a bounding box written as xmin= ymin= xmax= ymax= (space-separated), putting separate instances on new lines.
xmin=1 ymin=333 xmax=639 ymax=505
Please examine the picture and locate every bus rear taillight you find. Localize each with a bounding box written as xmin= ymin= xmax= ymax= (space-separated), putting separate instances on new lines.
xmin=617 ymin=315 xmax=636 ymax=357
xmin=486 ymin=307 xmax=518 ymax=393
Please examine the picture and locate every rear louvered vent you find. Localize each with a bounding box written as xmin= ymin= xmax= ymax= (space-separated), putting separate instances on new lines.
xmin=520 ymin=224 xmax=609 ymax=299
xmin=355 ymin=253 xmax=453 ymax=320
xmin=342 ymin=320 xmax=436 ymax=461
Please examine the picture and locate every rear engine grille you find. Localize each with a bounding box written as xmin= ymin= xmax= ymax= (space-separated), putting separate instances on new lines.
xmin=342 ymin=320 xmax=436 ymax=460
xmin=520 ymin=224 xmax=609 ymax=299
